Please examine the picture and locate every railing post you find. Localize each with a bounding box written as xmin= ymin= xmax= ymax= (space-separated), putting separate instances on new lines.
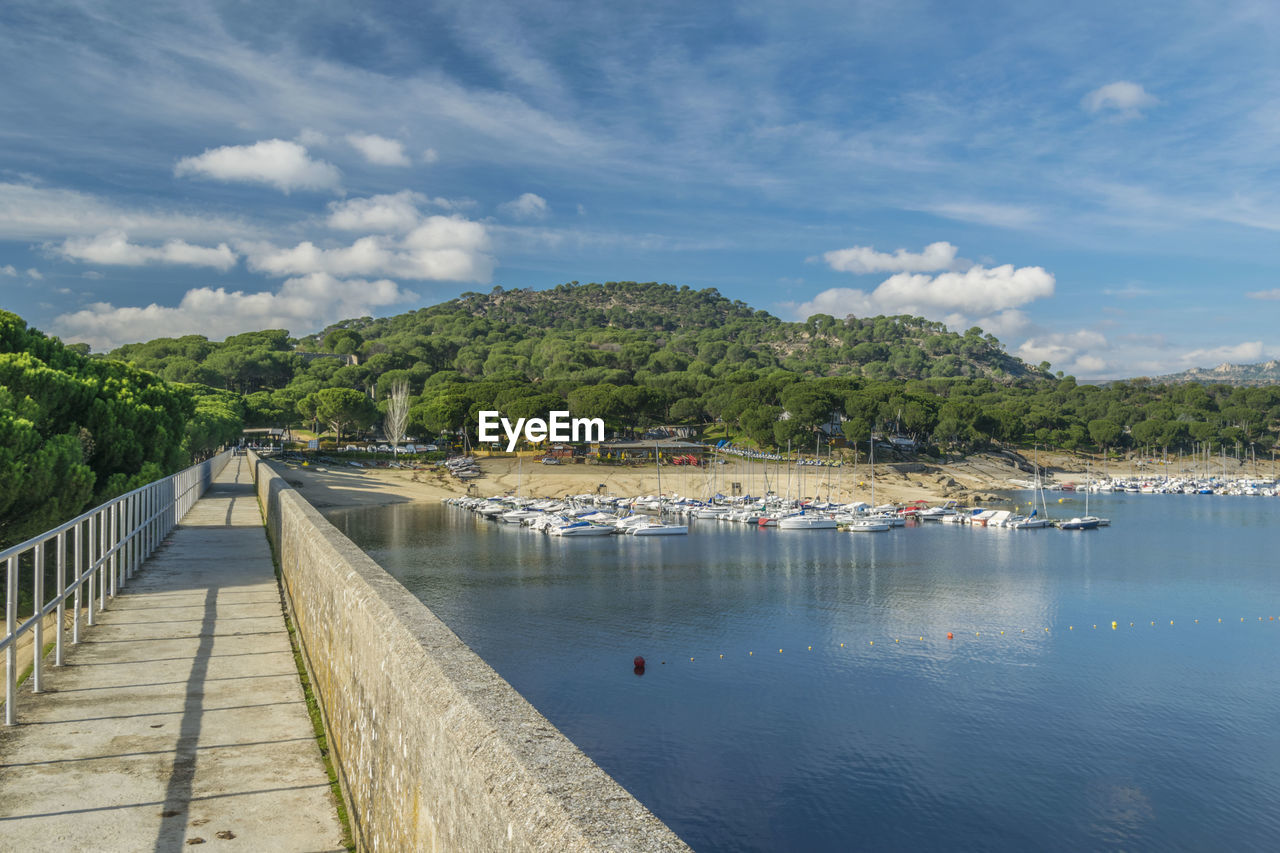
xmin=72 ymin=522 xmax=82 ymax=644
xmin=86 ymin=514 xmax=96 ymax=627
xmin=110 ymin=502 xmax=120 ymax=594
xmin=55 ymin=531 xmax=65 ymax=666
xmin=32 ymin=542 xmax=44 ymax=694
xmin=5 ymin=555 xmax=17 ymax=724
xmin=99 ymin=508 xmax=108 ymax=608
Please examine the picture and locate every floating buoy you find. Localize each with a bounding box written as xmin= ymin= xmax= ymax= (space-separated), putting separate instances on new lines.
xmin=634 ymin=656 xmax=645 ymax=668
xmin=1111 ymin=621 xmax=1117 ymax=630
xmin=1000 ymin=630 xmax=1005 ymax=635
xmin=895 ymin=638 xmax=899 ymax=643
xmin=919 ymin=637 xmax=924 ymax=641
xmin=976 ymin=632 xmax=980 ymax=637
xmin=947 ymin=632 xmax=954 ymax=639
xmin=808 ymin=646 xmax=812 ymax=650
xmin=719 ymin=654 xmax=723 ymax=658
xmin=779 ymin=649 xmax=783 ymax=653
xmin=869 ymin=640 xmax=873 ymax=645
xmin=840 ymin=643 xmax=844 ymax=647
xmin=749 ymin=651 xmax=753 ymax=655
xmin=690 ymin=657 xmax=694 ymax=661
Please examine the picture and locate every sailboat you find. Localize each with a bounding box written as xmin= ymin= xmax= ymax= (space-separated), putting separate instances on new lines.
xmin=1009 ymin=447 xmax=1052 ymax=529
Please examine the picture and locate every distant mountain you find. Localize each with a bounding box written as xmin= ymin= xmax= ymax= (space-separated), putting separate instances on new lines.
xmin=1149 ymin=360 xmax=1280 ymax=386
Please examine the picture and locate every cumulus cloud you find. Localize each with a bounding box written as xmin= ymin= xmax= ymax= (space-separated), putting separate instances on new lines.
xmin=327 ymin=191 xmax=426 ymax=233
xmin=1246 ymin=288 xmax=1280 ymax=300
xmin=1017 ymin=330 xmax=1108 ymax=367
xmin=791 ymin=263 xmax=1055 ymax=322
xmin=346 ymin=133 xmax=411 ymax=167
xmin=245 ymin=215 xmax=494 ymax=282
xmin=56 ymin=231 xmax=238 ymax=271
xmin=174 ymin=139 xmax=342 ymax=193
xmin=821 ymin=241 xmax=962 ymax=274
xmin=52 ymin=273 xmax=415 ymax=351
xmin=1180 ymin=341 xmax=1265 ymax=366
xmin=499 ymin=192 xmax=550 ymax=221
xmin=1082 ymin=81 xmax=1157 ymax=117
xmin=0 ymin=264 xmax=15 ymax=276
xmin=26 ymin=268 xmax=42 ymax=280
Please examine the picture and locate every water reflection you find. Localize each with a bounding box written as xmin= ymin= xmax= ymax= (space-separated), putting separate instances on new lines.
xmin=327 ymin=495 xmax=1280 ymax=852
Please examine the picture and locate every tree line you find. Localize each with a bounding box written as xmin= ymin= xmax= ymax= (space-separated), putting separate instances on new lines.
xmin=92 ymin=283 xmax=1280 ymax=462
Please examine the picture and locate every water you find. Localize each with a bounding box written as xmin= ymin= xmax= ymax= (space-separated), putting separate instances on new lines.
xmin=326 ymin=495 xmax=1280 ymax=852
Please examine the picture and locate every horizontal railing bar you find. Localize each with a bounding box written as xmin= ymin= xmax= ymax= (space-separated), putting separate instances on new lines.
xmin=0 ymin=463 xmax=211 ymax=564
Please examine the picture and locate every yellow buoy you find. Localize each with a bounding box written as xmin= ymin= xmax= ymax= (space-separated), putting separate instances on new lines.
xmin=1111 ymin=621 xmax=1117 ymax=630
xmin=1000 ymin=630 xmax=1005 ymax=635
xmin=719 ymin=654 xmax=723 ymax=658
xmin=919 ymin=637 xmax=924 ymax=641
xmin=691 ymin=657 xmax=694 ymax=661
xmin=869 ymin=640 xmax=874 ymax=645
xmin=895 ymin=638 xmax=899 ymax=643
xmin=779 ymin=649 xmax=783 ymax=653
xmin=840 ymin=643 xmax=844 ymax=647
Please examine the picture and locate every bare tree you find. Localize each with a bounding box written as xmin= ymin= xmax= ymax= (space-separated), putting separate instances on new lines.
xmin=385 ymin=378 xmax=410 ymax=454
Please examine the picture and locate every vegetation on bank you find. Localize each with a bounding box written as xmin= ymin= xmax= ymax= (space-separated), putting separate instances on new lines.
xmin=0 ymin=311 xmax=241 ymax=549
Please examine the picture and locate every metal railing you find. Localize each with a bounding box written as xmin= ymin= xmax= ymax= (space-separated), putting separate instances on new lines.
xmin=1 ymin=449 xmax=233 ymax=725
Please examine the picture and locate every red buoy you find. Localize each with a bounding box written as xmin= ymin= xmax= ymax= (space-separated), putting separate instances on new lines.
xmin=633 ymin=655 xmax=646 ymax=675
xmin=946 ymin=632 xmax=954 ymax=639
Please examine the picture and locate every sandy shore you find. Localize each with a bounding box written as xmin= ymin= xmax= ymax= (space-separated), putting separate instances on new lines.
xmin=264 ymin=447 xmax=1236 ymax=510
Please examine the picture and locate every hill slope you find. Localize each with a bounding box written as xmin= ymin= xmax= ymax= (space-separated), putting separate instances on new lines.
xmin=300 ymin=282 xmax=1050 ymax=384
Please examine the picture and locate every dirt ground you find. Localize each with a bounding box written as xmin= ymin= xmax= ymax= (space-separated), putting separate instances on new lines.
xmin=265 ymin=447 xmax=1234 ymax=510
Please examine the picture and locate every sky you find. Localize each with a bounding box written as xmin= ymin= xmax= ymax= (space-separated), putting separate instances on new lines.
xmin=2 ymin=0 xmax=1279 ymax=378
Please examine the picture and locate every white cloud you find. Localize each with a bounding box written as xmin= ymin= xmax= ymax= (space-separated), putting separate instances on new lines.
xmin=346 ymin=133 xmax=411 ymax=167
xmin=327 ymin=191 xmax=426 ymax=233
xmin=421 ymin=148 xmax=439 ymax=164
xmin=821 ymin=241 xmax=961 ymax=274
xmin=0 ymin=182 xmax=247 ymax=241
xmin=1246 ymin=288 xmax=1280 ymax=300
xmin=499 ymin=192 xmax=550 ymax=221
xmin=0 ymin=264 xmax=15 ymax=276
xmin=1180 ymin=341 xmax=1265 ymax=367
xmin=56 ymin=231 xmax=238 ymax=271
xmin=52 ymin=273 xmax=415 ymax=351
xmin=792 ymin=263 xmax=1055 ymax=322
xmin=972 ymin=309 xmax=1033 ymax=341
xmin=26 ymin=268 xmax=42 ymax=280
xmin=1016 ymin=330 xmax=1109 ymax=374
xmin=1082 ymin=81 xmax=1158 ymax=117
xmin=174 ymin=139 xmax=342 ymax=193
xmin=245 ymin=215 xmax=494 ymax=283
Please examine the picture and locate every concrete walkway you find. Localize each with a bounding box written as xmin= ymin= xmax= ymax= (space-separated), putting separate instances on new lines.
xmin=0 ymin=455 xmax=346 ymax=852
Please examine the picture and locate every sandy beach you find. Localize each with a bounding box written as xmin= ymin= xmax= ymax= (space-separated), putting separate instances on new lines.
xmin=263 ymin=448 xmax=1218 ymax=510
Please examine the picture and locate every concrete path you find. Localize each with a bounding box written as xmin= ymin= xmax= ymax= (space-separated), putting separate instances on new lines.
xmin=0 ymin=455 xmax=346 ymax=852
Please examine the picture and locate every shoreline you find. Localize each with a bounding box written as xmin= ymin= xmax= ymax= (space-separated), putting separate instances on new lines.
xmin=267 ymin=448 xmax=1264 ymax=510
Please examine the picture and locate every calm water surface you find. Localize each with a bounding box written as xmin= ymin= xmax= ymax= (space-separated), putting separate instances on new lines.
xmin=326 ymin=494 xmax=1280 ymax=852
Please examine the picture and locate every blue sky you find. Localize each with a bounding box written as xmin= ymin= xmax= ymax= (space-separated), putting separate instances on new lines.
xmin=2 ymin=0 xmax=1278 ymax=377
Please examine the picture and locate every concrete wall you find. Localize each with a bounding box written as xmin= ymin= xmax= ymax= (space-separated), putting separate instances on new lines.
xmin=249 ymin=453 xmax=690 ymax=853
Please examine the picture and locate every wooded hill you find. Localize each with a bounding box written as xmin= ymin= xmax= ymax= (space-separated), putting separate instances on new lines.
xmin=93 ymin=281 xmax=1280 ymax=464
xmin=297 ymin=282 xmax=1049 ymax=385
